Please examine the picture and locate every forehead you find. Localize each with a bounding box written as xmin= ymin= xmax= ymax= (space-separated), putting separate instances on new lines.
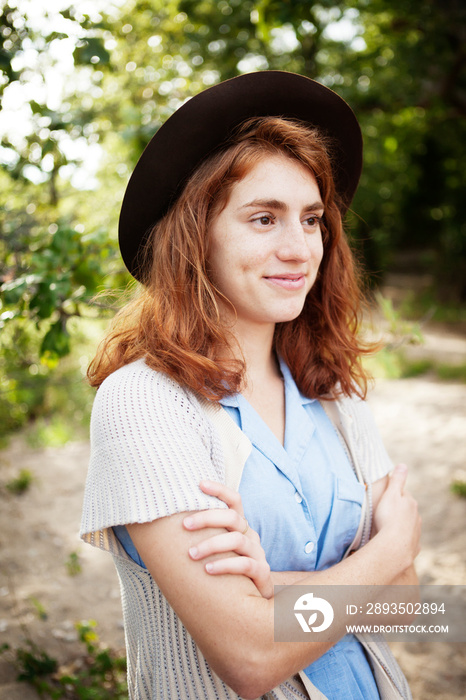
xmin=228 ymin=153 xmax=320 ymax=202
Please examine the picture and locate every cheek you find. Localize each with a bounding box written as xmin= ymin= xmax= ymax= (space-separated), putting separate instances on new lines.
xmin=310 ymin=234 xmax=324 ymax=264
xmin=241 ymin=248 xmax=266 ymax=271
xmin=212 ymin=237 xmax=263 ymax=275
xmin=317 ymin=239 xmax=324 ymax=263
xmin=206 ymin=230 xmax=229 ymax=284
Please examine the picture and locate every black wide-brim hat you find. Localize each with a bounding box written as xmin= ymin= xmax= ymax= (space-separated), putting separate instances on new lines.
xmin=119 ymin=70 xmax=362 ymax=281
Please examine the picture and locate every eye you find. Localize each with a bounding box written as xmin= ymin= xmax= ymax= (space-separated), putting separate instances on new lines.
xmin=303 ymin=215 xmax=323 ymax=227
xmin=252 ymin=214 xmax=275 ymax=226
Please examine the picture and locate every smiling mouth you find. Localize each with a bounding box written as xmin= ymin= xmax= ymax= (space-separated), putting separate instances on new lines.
xmin=264 ymin=274 xmax=306 ymax=290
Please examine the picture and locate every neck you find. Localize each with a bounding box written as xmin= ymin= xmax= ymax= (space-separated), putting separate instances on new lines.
xmin=227 ymin=320 xmax=286 ymax=444
xmin=226 ymin=320 xmax=281 ymax=392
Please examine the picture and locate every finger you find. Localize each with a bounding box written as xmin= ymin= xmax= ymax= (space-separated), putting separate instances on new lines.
xmin=389 ymin=463 xmax=408 ymax=492
xmin=188 ymin=531 xmax=259 ymax=561
xmin=199 ymin=480 xmax=244 ymax=515
xmin=183 ymin=509 xmax=246 ymax=533
xmin=204 ymin=557 xmax=274 ymax=599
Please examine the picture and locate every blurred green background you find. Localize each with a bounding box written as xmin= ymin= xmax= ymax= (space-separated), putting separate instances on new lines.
xmin=1 ymin=0 xmax=466 ymax=445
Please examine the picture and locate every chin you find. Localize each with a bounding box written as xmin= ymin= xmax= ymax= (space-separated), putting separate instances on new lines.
xmin=271 ymin=307 xmax=306 ymax=324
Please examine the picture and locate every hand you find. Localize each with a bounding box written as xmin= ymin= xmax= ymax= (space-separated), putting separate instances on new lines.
xmin=373 ymin=464 xmax=422 ymax=571
xmin=183 ymin=480 xmax=274 ymax=599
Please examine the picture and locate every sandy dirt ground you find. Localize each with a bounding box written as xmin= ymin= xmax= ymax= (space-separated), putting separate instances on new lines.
xmin=1 ymin=327 xmax=465 ymax=699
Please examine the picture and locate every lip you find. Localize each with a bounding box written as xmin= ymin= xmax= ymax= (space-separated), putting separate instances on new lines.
xmin=264 ymin=274 xmax=306 ymax=290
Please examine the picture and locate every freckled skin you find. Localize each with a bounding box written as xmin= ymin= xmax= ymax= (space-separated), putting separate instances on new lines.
xmin=207 ymin=154 xmax=324 ymax=334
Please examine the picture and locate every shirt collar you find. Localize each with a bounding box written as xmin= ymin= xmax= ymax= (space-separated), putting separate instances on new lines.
xmin=219 ymin=393 xmax=239 ymax=408
xmin=278 ymin=356 xmax=316 ymax=406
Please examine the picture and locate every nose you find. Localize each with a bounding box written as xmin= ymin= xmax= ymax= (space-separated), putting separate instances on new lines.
xmin=277 ymin=219 xmax=312 ymax=263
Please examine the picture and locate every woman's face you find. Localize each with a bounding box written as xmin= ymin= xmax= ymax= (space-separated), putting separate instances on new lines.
xmin=207 ymin=153 xmax=324 ymax=333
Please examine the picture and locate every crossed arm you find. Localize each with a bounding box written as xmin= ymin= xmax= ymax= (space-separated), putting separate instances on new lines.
xmin=128 ymin=465 xmax=420 ymax=699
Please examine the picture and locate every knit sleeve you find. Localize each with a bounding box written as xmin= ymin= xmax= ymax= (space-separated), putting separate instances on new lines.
xmin=345 ymin=394 xmax=393 ymax=483
xmin=80 ymin=359 xmax=228 ymax=554
xmin=330 ymin=392 xmax=393 ymax=485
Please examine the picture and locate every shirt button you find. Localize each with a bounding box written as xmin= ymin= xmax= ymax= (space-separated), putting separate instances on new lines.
xmin=304 ymin=541 xmax=314 ymax=554
xmin=294 ymin=491 xmax=303 ymax=504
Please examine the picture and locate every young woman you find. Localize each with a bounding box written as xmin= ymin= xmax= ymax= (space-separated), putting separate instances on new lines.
xmin=81 ymin=71 xmax=420 ymax=700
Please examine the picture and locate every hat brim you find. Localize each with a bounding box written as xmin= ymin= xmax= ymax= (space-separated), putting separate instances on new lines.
xmin=119 ymin=70 xmax=362 ymax=280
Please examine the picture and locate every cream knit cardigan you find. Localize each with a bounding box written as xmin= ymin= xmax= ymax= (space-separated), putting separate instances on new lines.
xmin=80 ymin=359 xmax=412 ymax=700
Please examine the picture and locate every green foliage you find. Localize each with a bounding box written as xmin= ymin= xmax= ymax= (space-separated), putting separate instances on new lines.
xmin=1 ymin=0 xmax=466 ymax=439
xmin=29 ymin=597 xmax=48 ymax=621
xmin=26 ymin=416 xmax=75 ymax=448
xmin=435 ymin=363 xmax=466 ymax=383
xmin=399 ymin=358 xmax=434 ymax=379
xmin=0 ymin=2 xmax=30 ymax=106
xmin=66 ymin=551 xmax=83 ymax=577
xmin=399 ymin=288 xmax=466 ymax=324
xmin=1 ymin=222 xmax=120 ymax=364
xmin=374 ymin=292 xmax=424 ymax=346
xmin=365 ymin=348 xmax=466 ymax=383
xmin=16 ymin=642 xmax=58 ymax=684
xmin=0 ymin=322 xmax=47 ymax=440
xmin=451 ymin=480 xmax=466 ymax=498
xmin=0 ymin=318 xmax=98 ymax=444
xmin=13 ymin=621 xmax=128 ymax=699
xmin=5 ymin=468 xmax=34 ymax=494
xmin=74 ymin=37 xmax=111 ymax=66
xmin=363 ymin=292 xmax=466 ymax=381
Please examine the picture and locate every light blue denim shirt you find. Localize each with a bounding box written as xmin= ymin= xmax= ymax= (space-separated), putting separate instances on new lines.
xmin=218 ymin=359 xmax=380 ymax=700
xmin=114 ymin=358 xmax=380 ymax=699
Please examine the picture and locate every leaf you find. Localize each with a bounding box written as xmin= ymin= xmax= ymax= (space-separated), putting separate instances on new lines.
xmin=73 ymin=38 xmax=110 ymax=65
xmin=29 ymin=282 xmax=58 ymax=320
xmin=44 ymin=31 xmax=69 ymax=42
xmin=0 ymin=277 xmax=28 ymax=305
xmin=40 ymin=320 xmax=70 ymax=359
xmin=29 ymin=99 xmax=47 ymax=115
xmin=16 ymin=645 xmax=57 ymax=680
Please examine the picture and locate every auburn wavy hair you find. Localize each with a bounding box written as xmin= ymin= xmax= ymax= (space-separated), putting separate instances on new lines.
xmin=88 ymin=116 xmax=374 ymax=400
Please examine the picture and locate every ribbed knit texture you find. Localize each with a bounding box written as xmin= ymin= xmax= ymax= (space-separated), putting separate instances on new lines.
xmin=81 ymin=359 xmax=309 ymax=699
xmin=81 ymin=360 xmax=229 ymax=540
xmin=80 ymin=359 xmax=410 ymax=700
xmin=332 ymin=391 xmax=393 ymax=483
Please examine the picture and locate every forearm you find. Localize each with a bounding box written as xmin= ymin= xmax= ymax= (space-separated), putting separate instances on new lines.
xmin=271 ymin=538 xmax=418 ymax=586
xmin=130 ymin=509 xmax=417 ymax=699
xmin=271 ymin=570 xmax=311 ymax=585
xmin=218 ymin=529 xmax=413 ymax=696
xmin=180 ymin=469 xmax=420 ymax=696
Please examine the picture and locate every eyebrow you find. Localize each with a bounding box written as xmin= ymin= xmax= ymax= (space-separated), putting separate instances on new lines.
xmin=240 ymin=198 xmax=325 ymax=211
